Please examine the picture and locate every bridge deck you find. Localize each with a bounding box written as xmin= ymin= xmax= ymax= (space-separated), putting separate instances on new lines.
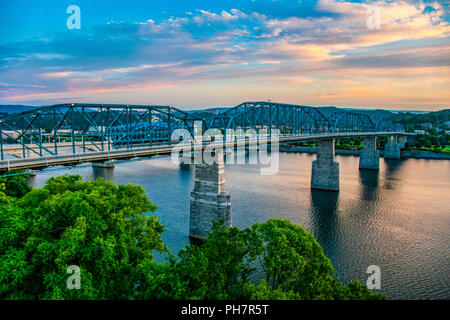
xmin=0 ymin=132 xmax=413 ymax=172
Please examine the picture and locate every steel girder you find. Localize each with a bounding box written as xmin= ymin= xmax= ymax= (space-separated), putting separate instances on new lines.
xmin=207 ymin=101 xmax=330 ymax=135
xmin=0 ymin=101 xmax=405 ymax=161
xmin=326 ymin=109 xmax=404 ymax=133
xmin=375 ymin=118 xmax=404 ymax=132
xmin=328 ymin=110 xmax=375 ymax=132
xmin=206 ymin=102 xmax=404 ymax=134
xmin=0 ymin=103 xmax=206 ymax=160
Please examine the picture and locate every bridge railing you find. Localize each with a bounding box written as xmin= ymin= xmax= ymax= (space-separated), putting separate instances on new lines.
xmin=1 ymin=130 xmax=409 ymax=169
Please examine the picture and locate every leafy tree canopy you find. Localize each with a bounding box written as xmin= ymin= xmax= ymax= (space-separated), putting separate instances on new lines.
xmin=0 ymin=170 xmax=31 ymax=198
xmin=0 ymin=175 xmax=165 ymax=299
xmin=141 ymin=219 xmax=385 ymax=300
xmin=0 ymin=175 xmax=385 ymax=300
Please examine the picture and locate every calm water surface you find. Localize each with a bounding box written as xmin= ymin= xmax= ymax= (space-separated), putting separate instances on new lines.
xmin=27 ymin=153 xmax=450 ymax=300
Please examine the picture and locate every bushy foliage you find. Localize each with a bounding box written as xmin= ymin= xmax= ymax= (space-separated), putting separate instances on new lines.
xmin=0 ymin=170 xmax=31 ymax=198
xmin=0 ymin=175 xmax=385 ymax=300
xmin=0 ymin=175 xmax=165 ymax=299
xmin=139 ymin=219 xmax=385 ymax=300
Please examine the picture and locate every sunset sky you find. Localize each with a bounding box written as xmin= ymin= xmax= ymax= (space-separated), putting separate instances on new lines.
xmin=0 ymin=0 xmax=449 ymax=110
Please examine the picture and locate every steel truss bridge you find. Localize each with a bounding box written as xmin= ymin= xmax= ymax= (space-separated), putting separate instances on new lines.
xmin=0 ymin=101 xmax=409 ymax=172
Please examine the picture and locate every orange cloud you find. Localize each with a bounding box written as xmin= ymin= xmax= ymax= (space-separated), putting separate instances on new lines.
xmin=0 ymin=81 xmax=174 ymax=101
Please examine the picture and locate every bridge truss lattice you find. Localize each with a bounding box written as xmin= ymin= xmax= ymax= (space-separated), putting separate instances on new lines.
xmin=0 ymin=101 xmax=404 ymax=160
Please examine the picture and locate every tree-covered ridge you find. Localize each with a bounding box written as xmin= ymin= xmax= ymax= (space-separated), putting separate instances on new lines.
xmin=391 ymin=109 xmax=450 ymax=131
xmin=0 ymin=175 xmax=385 ymax=300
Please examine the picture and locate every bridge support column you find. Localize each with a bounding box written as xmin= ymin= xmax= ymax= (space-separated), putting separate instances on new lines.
xmin=359 ymin=136 xmax=379 ymax=170
xmin=384 ymin=135 xmax=400 ymax=159
xmin=190 ymin=151 xmax=231 ymax=241
xmin=311 ymin=139 xmax=339 ymax=191
xmin=406 ymin=135 xmax=416 ymax=147
xmin=398 ymin=135 xmax=407 ymax=149
xmin=179 ymin=152 xmax=195 ymax=171
xmin=93 ymin=160 xmax=115 ymax=168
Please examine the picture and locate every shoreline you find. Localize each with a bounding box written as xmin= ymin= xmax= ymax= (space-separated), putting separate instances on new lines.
xmin=280 ymin=146 xmax=450 ymax=160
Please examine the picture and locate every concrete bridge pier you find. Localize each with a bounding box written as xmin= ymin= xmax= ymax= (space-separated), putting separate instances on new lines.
xmin=398 ymin=135 xmax=407 ymax=149
xmin=189 ymin=151 xmax=231 ymax=241
xmin=179 ymin=152 xmax=195 ymax=171
xmin=384 ymin=135 xmax=401 ymax=159
xmin=93 ymin=160 xmax=115 ymax=168
xmin=359 ymin=136 xmax=379 ymax=170
xmin=311 ymin=139 xmax=339 ymax=191
xmin=406 ymin=135 xmax=416 ymax=147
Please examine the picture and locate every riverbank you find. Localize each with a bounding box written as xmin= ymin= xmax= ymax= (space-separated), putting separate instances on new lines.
xmin=280 ymin=146 xmax=450 ymax=160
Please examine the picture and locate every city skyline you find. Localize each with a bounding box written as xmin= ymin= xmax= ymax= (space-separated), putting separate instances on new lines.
xmin=0 ymin=0 xmax=449 ymax=110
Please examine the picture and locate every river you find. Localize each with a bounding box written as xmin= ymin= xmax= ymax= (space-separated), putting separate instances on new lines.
xmin=27 ymin=152 xmax=450 ymax=300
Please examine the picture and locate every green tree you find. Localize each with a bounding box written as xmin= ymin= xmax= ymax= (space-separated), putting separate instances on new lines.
xmin=337 ymin=280 xmax=384 ymax=300
xmin=0 ymin=170 xmax=31 ymax=198
xmin=252 ymin=219 xmax=337 ymax=299
xmin=0 ymin=175 xmax=166 ymax=300
xmin=140 ymin=219 xmax=385 ymax=300
xmin=250 ymin=219 xmax=384 ymax=300
xmin=140 ymin=221 xmax=261 ymax=299
xmin=0 ymin=175 xmax=385 ymax=300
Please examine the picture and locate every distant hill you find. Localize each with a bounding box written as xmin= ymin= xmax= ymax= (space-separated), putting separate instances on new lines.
xmin=391 ymin=109 xmax=450 ymax=130
xmin=0 ymin=105 xmax=40 ymax=115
